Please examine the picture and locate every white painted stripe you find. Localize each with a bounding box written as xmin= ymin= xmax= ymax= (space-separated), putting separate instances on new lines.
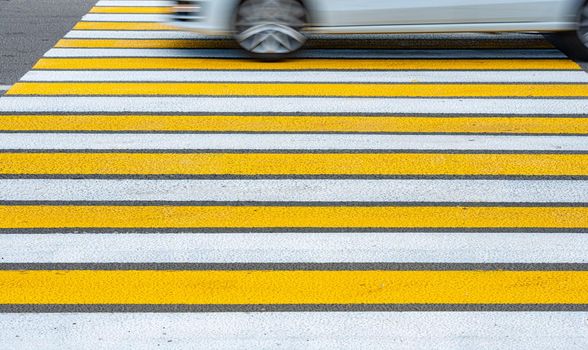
xmin=82 ymin=13 xmax=168 ymax=22
xmin=65 ymin=30 xmax=215 ymax=39
xmin=95 ymin=0 xmax=173 ymax=6
xmin=0 ymin=85 xmax=11 ymax=91
xmin=1 ymin=97 xmax=587 ymax=114
xmin=1 ymin=312 xmax=587 ymax=349
xmin=44 ymin=48 xmax=566 ymax=58
xmin=63 ymin=30 xmax=541 ymax=40
xmin=22 ymin=70 xmax=588 ymax=83
xmin=1 ymin=179 xmax=587 ymax=203
xmin=1 ymin=232 xmax=588 ymax=263
xmin=2 ymin=134 xmax=588 ymax=151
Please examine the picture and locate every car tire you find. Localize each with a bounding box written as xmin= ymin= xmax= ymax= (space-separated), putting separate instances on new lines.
xmin=234 ymin=0 xmax=307 ymax=60
xmin=545 ymin=1 xmax=588 ymax=61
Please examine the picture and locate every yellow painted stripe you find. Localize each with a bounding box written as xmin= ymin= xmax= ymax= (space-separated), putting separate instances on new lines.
xmin=0 ymin=153 xmax=586 ymax=176
xmin=8 ymin=82 xmax=588 ymax=97
xmin=73 ymin=21 xmax=175 ymax=31
xmin=55 ymin=38 xmax=553 ymax=50
xmin=2 ymin=205 xmax=588 ymax=229
xmin=1 ymin=270 xmax=587 ymax=304
xmin=33 ymin=58 xmax=581 ymax=71
xmin=90 ymin=6 xmax=171 ymax=14
xmin=1 ymin=115 xmax=587 ymax=134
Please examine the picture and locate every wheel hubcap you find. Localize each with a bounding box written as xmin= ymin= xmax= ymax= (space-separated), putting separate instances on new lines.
xmin=235 ymin=0 xmax=306 ymax=54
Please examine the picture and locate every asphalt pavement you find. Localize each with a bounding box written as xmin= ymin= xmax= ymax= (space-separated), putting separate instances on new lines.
xmin=1 ymin=1 xmax=588 ymax=348
xmin=0 ymin=0 xmax=96 ymax=88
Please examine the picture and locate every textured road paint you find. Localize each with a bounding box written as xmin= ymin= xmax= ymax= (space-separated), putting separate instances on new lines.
xmin=64 ymin=30 xmax=211 ymax=39
xmin=1 ymin=270 xmax=588 ymax=304
xmin=0 ymin=115 xmax=587 ymax=134
xmin=96 ymin=0 xmax=172 ymax=6
xmin=1 ymin=232 xmax=588 ymax=263
xmin=9 ymin=82 xmax=588 ymax=97
xmin=82 ymin=14 xmax=168 ymax=22
xmin=1 ymin=134 xmax=588 ymax=151
xmin=43 ymin=48 xmax=566 ymax=58
xmin=1 ymin=205 xmax=588 ymax=229
xmin=2 ymin=179 xmax=588 ymax=203
xmin=54 ymin=38 xmax=553 ymax=49
xmin=0 ymin=153 xmax=587 ymax=176
xmin=90 ymin=7 xmax=171 ymax=14
xmin=2 ymin=97 xmax=588 ymax=114
xmin=0 ymin=313 xmax=587 ymax=349
xmin=3 ymin=312 xmax=588 ymax=349
xmin=22 ymin=70 xmax=588 ymax=83
xmin=73 ymin=21 xmax=175 ymax=30
xmin=34 ymin=57 xmax=580 ymax=70
xmin=63 ymin=30 xmax=545 ymax=41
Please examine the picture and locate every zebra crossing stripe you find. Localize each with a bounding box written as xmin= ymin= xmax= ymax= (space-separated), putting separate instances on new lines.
xmin=73 ymin=21 xmax=175 ymax=30
xmin=0 ymin=152 xmax=587 ymax=176
xmin=8 ymin=82 xmax=588 ymax=97
xmin=90 ymin=7 xmax=172 ymax=14
xmin=2 ymin=179 xmax=588 ymax=203
xmin=33 ymin=57 xmax=581 ymax=70
xmin=1 ymin=134 xmax=587 ymax=151
xmin=1 ymin=269 xmax=587 ymax=304
xmin=21 ymin=70 xmax=588 ymax=83
xmin=54 ymin=38 xmax=554 ymax=49
xmin=2 ymin=232 xmax=588 ymax=263
xmin=1 ymin=115 xmax=586 ymax=134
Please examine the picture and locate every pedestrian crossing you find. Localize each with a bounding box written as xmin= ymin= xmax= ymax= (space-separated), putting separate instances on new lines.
xmin=1 ymin=0 xmax=588 ymax=348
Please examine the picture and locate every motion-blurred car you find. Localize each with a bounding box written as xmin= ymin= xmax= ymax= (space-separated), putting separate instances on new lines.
xmin=169 ymin=0 xmax=588 ymax=59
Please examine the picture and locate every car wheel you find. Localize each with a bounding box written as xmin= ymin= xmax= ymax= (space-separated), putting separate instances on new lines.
xmin=546 ymin=1 xmax=588 ymax=61
xmin=234 ymin=0 xmax=307 ymax=60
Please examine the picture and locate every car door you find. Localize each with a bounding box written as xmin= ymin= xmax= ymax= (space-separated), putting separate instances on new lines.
xmin=311 ymin=0 xmax=566 ymax=27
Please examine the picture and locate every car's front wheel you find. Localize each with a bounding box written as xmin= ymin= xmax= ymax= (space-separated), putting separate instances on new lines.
xmin=547 ymin=1 xmax=588 ymax=61
xmin=234 ymin=0 xmax=307 ymax=60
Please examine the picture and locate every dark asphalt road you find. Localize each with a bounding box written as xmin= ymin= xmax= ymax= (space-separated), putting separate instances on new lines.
xmin=0 ymin=0 xmax=96 ymax=87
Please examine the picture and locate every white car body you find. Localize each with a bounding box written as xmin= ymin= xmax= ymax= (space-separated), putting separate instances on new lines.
xmin=169 ymin=0 xmax=582 ymax=35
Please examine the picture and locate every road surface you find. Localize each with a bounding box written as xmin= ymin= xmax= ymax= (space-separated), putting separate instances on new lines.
xmin=0 ymin=0 xmax=588 ymax=348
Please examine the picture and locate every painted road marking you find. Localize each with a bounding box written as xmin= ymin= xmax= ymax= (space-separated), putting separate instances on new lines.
xmin=0 ymin=115 xmax=587 ymax=134
xmin=22 ymin=70 xmax=588 ymax=83
xmin=1 ymin=313 xmax=586 ymax=348
xmin=1 ymin=134 xmax=588 ymax=151
xmin=8 ymin=82 xmax=588 ymax=97
xmin=0 ymin=269 xmax=587 ymax=304
xmin=90 ymin=7 xmax=172 ymax=14
xmin=2 ymin=1 xmax=588 ymax=346
xmin=82 ymin=14 xmax=169 ymax=22
xmin=1 ymin=205 xmax=587 ymax=229
xmin=2 ymin=232 xmax=588 ymax=263
xmin=2 ymin=179 xmax=588 ymax=203
xmin=2 ymin=97 xmax=588 ymax=114
xmin=65 ymin=30 xmax=211 ymax=39
xmin=0 ymin=153 xmax=587 ymax=176
xmin=96 ymin=0 xmax=173 ymax=6
xmin=61 ymin=30 xmax=545 ymax=39
xmin=54 ymin=38 xmax=553 ymax=49
xmin=73 ymin=21 xmax=175 ymax=30
xmin=33 ymin=57 xmax=581 ymax=70
xmin=61 ymin=30 xmax=549 ymax=43
xmin=43 ymin=48 xmax=567 ymax=58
